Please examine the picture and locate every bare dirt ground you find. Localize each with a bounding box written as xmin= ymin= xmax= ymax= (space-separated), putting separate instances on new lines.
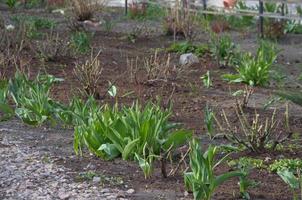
xmin=1 ymin=5 xmax=302 ymax=200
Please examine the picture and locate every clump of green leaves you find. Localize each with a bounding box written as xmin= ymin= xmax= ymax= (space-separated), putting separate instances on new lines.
xmin=270 ymin=159 xmax=302 ymax=200
xmin=228 ymin=157 xmax=261 ymax=199
xmin=6 ymin=0 xmax=18 ymax=9
xmin=210 ymin=34 xmax=237 ymax=67
xmin=270 ymin=159 xmax=302 ymax=173
xmin=200 ymin=71 xmax=212 ymax=88
xmin=72 ymin=101 xmax=192 ymax=178
xmin=184 ymin=138 xmax=243 ymax=200
xmin=228 ymin=157 xmax=267 ymax=170
xmin=71 ymin=31 xmax=91 ymax=54
xmin=167 ymin=42 xmax=208 ymax=57
xmin=9 ymin=72 xmax=63 ymax=126
xmin=222 ymin=40 xmax=278 ymax=86
xmin=0 ymin=80 xmax=14 ymax=121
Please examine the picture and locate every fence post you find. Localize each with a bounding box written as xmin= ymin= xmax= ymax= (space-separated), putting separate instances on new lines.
xmin=259 ymin=0 xmax=264 ymax=38
xmin=125 ymin=0 xmax=128 ymax=15
xmin=203 ymin=0 xmax=207 ymax=10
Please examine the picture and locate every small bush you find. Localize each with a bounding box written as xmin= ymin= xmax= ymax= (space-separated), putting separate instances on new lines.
xmin=70 ymin=0 xmax=106 ymax=21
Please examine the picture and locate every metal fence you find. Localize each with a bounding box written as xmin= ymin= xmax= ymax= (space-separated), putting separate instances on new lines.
xmin=122 ymin=0 xmax=302 ymax=37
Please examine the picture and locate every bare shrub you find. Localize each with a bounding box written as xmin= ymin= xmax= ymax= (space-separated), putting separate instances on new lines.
xmin=163 ymin=1 xmax=204 ymax=41
xmin=73 ymin=49 xmax=103 ymax=98
xmin=34 ymin=31 xmax=70 ymax=61
xmin=143 ymin=50 xmax=171 ymax=82
xmin=215 ymin=103 xmax=292 ymax=153
xmin=70 ymin=0 xmax=107 ymax=21
xmin=127 ymin=50 xmax=183 ymax=85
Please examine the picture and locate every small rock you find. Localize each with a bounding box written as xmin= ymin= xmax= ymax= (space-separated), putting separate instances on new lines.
xmin=179 ymin=53 xmax=199 ymax=66
xmin=58 ymin=192 xmax=70 ymax=200
xmin=106 ymin=195 xmax=117 ymax=199
xmin=100 ymin=189 xmax=110 ymax=194
xmin=93 ymin=176 xmax=101 ymax=183
xmin=126 ymin=189 xmax=135 ymax=194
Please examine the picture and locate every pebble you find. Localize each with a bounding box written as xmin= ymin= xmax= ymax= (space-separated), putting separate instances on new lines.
xmin=126 ymin=189 xmax=135 ymax=194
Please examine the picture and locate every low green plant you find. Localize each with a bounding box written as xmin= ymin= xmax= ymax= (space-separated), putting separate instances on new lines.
xmin=71 ymin=31 xmax=91 ymax=54
xmin=24 ymin=0 xmax=44 ymax=8
xmin=222 ymin=40 xmax=278 ymax=86
xmin=210 ymin=34 xmax=237 ymax=67
xmin=270 ymin=159 xmax=302 ymax=200
xmin=184 ymin=138 xmax=243 ymax=200
xmin=204 ymin=104 xmax=214 ymax=139
xmin=227 ymin=157 xmax=263 ymax=199
xmin=228 ymin=157 xmax=267 ymax=170
xmin=6 ymin=0 xmax=18 ymax=9
xmin=167 ymin=42 xmax=208 ymax=57
xmin=72 ymin=101 xmax=192 ymax=178
xmin=269 ymin=159 xmax=302 ymax=173
xmin=103 ymin=18 xmax=115 ymax=32
xmin=200 ymin=71 xmax=212 ymax=88
xmin=9 ymin=72 xmax=63 ymax=126
xmin=0 ymin=80 xmax=14 ymax=121
xmin=277 ymin=169 xmax=302 ymax=200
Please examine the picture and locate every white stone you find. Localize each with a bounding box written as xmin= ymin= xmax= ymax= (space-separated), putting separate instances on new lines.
xmin=179 ymin=53 xmax=199 ymax=66
xmin=126 ymin=189 xmax=135 ymax=194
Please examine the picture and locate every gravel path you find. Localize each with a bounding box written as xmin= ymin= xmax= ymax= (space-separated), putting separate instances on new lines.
xmin=0 ymin=130 xmax=133 ymax=200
